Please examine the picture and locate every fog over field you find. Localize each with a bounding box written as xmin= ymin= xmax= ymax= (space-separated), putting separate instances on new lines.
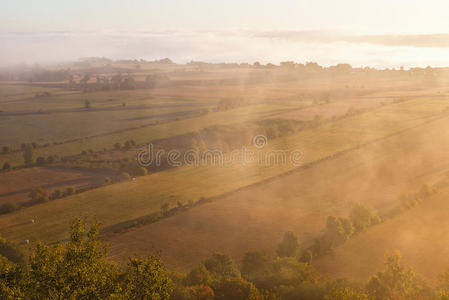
xmin=3 ymin=30 xmax=449 ymax=67
xmin=3 ymin=1 xmax=449 ymax=299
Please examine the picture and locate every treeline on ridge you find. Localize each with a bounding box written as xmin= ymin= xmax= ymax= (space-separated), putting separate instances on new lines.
xmin=3 ymin=219 xmax=449 ymax=299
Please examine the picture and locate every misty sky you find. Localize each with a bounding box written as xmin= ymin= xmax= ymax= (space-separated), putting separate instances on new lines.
xmin=2 ymin=0 xmax=449 ymax=67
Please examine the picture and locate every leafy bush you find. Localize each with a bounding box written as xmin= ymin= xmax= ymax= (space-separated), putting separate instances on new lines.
xmin=28 ymin=187 xmax=48 ymax=203
xmin=36 ymin=156 xmax=46 ymax=165
xmin=185 ymin=263 xmax=212 ymax=286
xmin=0 ymin=203 xmax=20 ymax=215
xmin=366 ymin=251 xmax=431 ymax=299
xmin=23 ymin=146 xmax=33 ymax=165
xmin=213 ymin=277 xmax=258 ymax=300
xmin=119 ymin=172 xmax=131 ymax=181
xmin=349 ymin=202 xmax=380 ymax=233
xmin=0 ymin=220 xmax=173 ymax=299
xmin=203 ymin=253 xmax=241 ymax=282
xmin=51 ymin=189 xmax=62 ymax=200
xmin=137 ymin=167 xmax=148 ymax=176
xmin=0 ymin=237 xmax=24 ymax=263
xmin=276 ymin=231 xmax=300 ymax=258
xmin=65 ymin=187 xmax=75 ymax=196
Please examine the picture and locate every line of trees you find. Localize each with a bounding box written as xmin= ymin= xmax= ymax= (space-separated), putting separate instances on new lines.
xmin=0 ymin=186 xmax=78 ymax=215
xmin=67 ymin=73 xmax=171 ymax=92
xmin=3 ymin=220 xmax=449 ymax=299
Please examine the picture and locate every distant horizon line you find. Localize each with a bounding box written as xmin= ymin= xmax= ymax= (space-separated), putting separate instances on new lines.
xmin=3 ymin=29 xmax=449 ymax=69
xmin=3 ymin=29 xmax=449 ymax=49
xmin=2 ymin=57 xmax=446 ymax=71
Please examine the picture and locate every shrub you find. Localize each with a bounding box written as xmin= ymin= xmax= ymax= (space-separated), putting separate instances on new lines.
xmin=137 ymin=167 xmax=148 ymax=176
xmin=418 ymin=183 xmax=433 ymax=199
xmin=119 ymin=172 xmax=131 ymax=181
xmin=51 ymin=189 xmax=63 ymax=199
xmin=349 ymin=202 xmax=380 ymax=233
xmin=65 ymin=187 xmax=75 ymax=196
xmin=0 ymin=237 xmax=24 ymax=263
xmin=28 ymin=187 xmax=48 ymax=203
xmin=241 ymin=251 xmax=271 ymax=283
xmin=366 ymin=251 xmax=431 ymax=299
xmin=198 ymin=197 xmax=211 ymax=204
xmin=23 ymin=146 xmax=33 ymax=165
xmin=36 ymin=156 xmax=46 ymax=165
xmin=123 ymin=256 xmax=173 ymax=299
xmin=267 ymin=257 xmax=317 ymax=290
xmin=186 ymin=285 xmax=215 ymax=300
xmin=0 ymin=202 xmax=20 ymax=215
xmin=321 ymin=216 xmax=353 ymax=250
xmin=277 ymin=231 xmax=300 ymax=258
xmin=213 ymin=278 xmax=258 ymax=300
xmin=203 ymin=253 xmax=241 ymax=281
xmin=400 ymin=193 xmax=418 ymax=210
xmin=160 ymin=203 xmax=169 ymax=216
xmin=185 ymin=263 xmax=212 ymax=286
xmin=324 ymin=286 xmax=371 ymax=300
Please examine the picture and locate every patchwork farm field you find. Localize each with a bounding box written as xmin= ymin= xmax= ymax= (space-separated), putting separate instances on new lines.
xmin=7 ymin=0 xmax=449 ymax=296
xmin=3 ymin=62 xmax=449 ymax=300
xmin=0 ymin=103 xmax=300 ymax=167
xmin=0 ymin=94 xmax=448 ymax=252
